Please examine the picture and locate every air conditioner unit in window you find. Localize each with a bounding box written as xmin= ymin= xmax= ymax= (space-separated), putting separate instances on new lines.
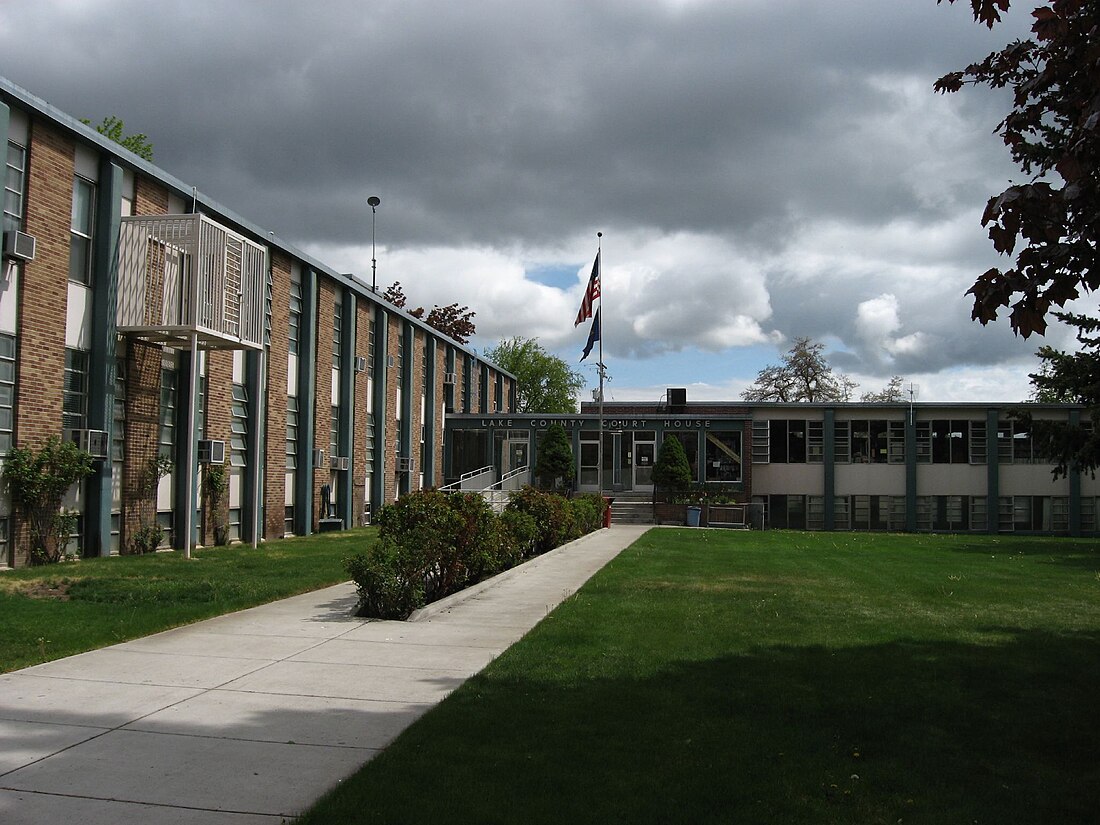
xmin=396 ymin=456 xmax=415 ymax=473
xmin=65 ymin=428 xmax=109 ymax=459
xmin=443 ymin=372 xmax=457 ymax=385
xmin=198 ymin=439 xmax=226 ymax=465
xmin=3 ymin=230 xmax=36 ymax=262
xmin=329 ymin=455 xmax=350 ymax=471
xmin=354 ymin=356 xmax=367 ymax=373
xmin=312 ymin=448 xmax=326 ymax=468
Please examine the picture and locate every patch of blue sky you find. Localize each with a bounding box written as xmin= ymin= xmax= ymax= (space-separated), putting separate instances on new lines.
xmin=524 ymin=263 xmax=584 ymax=291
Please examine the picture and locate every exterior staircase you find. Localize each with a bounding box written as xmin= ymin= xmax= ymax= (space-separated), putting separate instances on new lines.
xmin=608 ymin=492 xmax=655 ymax=525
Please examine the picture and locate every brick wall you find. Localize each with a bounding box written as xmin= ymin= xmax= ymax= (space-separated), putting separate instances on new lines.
xmin=312 ymin=281 xmax=336 ymax=531
xmin=11 ymin=123 xmax=73 ymax=564
xmin=18 ymin=122 xmax=71 ymax=448
xmin=263 ymin=251 xmax=291 ymax=539
xmin=433 ymin=343 xmax=446 ymax=487
xmin=202 ymin=350 xmax=233 ymax=545
xmin=384 ymin=314 xmax=400 ymax=503
xmin=121 ymin=342 xmax=162 ymax=553
xmin=352 ymin=300 xmax=372 ymax=522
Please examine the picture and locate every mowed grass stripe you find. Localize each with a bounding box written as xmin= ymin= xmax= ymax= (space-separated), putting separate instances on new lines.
xmin=298 ymin=528 xmax=1100 ymax=825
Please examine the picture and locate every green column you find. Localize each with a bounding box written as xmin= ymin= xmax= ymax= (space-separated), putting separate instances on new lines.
xmin=1069 ymin=409 xmax=1081 ymax=536
xmin=823 ymin=409 xmax=835 ymax=531
xmin=905 ymin=412 xmax=917 ymax=532
xmin=244 ymin=349 xmax=264 ymax=543
xmin=86 ymin=158 xmax=123 ymax=557
xmin=424 ymin=336 xmax=437 ymax=485
xmin=987 ymin=408 xmax=1000 ymax=534
xmin=337 ymin=290 xmax=355 ymax=527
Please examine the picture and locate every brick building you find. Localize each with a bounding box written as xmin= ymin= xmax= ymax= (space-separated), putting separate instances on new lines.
xmin=0 ymin=77 xmax=515 ymax=567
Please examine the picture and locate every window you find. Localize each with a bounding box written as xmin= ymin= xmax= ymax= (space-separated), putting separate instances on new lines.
xmin=289 ymin=279 xmax=302 ymax=355
xmin=704 ymin=431 xmax=742 ymax=482
xmin=366 ymin=318 xmax=375 ymax=372
xmin=767 ymin=420 xmax=812 ymax=463
xmin=834 ymin=420 xmax=851 ymax=463
xmin=332 ymin=297 xmax=343 ymax=368
xmin=915 ymin=421 xmax=932 ymax=463
xmin=930 ymin=420 xmax=971 ymax=464
xmin=159 ymin=368 xmax=177 ymax=460
xmin=111 ymin=357 xmax=126 ymax=463
xmin=69 ymin=177 xmax=96 ymax=285
xmin=969 ymin=420 xmax=987 ymax=464
xmin=0 ymin=334 xmax=14 ymax=454
xmin=365 ymin=411 xmax=375 ymax=470
xmin=4 ymin=141 xmax=27 ymax=233
xmin=887 ymin=421 xmax=906 ymax=464
xmin=851 ymin=420 xmax=888 ymax=463
xmin=230 ymin=384 xmax=248 ymax=467
xmin=285 ymin=396 xmax=298 ymax=469
xmin=329 ymin=405 xmax=339 ymax=458
xmin=751 ymin=419 xmax=770 ymax=464
xmin=807 ymin=421 xmax=824 ymax=463
xmin=996 ymin=421 xmax=1038 ymax=464
xmin=63 ymin=349 xmax=89 ymax=430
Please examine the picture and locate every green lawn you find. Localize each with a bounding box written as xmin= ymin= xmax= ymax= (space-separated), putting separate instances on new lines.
xmin=0 ymin=528 xmax=374 ymax=673
xmin=298 ymin=529 xmax=1100 ymax=825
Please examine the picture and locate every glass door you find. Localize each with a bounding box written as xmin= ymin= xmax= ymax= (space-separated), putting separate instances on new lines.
xmin=634 ymin=437 xmax=655 ymax=491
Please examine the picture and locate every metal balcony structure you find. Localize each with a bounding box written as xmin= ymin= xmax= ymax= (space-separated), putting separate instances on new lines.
xmin=117 ymin=213 xmax=266 ymax=351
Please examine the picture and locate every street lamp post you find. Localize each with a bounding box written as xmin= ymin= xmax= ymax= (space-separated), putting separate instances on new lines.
xmin=367 ymin=196 xmax=381 ymax=291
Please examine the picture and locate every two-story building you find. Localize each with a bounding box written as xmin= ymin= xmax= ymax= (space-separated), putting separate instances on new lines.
xmin=0 ymin=76 xmax=516 ymax=567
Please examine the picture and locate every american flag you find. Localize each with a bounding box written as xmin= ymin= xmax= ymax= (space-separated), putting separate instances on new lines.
xmin=574 ymin=251 xmax=601 ymax=326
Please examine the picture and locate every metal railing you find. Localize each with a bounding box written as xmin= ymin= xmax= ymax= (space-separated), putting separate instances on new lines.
xmin=439 ymin=465 xmax=495 ymax=493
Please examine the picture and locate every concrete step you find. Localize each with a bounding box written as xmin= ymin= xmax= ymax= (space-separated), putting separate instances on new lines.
xmin=610 ymin=500 xmax=655 ymax=525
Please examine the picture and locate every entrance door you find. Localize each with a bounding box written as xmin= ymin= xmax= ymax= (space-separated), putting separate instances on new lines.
xmin=502 ymin=439 xmax=528 ymax=474
xmin=634 ymin=438 xmax=655 ymax=491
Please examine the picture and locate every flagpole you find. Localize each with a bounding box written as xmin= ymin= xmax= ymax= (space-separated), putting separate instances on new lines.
xmin=596 ymin=232 xmax=604 ymax=496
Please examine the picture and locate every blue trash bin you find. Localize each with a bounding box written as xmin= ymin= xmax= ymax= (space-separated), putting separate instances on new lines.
xmin=686 ymin=506 xmax=702 ymax=527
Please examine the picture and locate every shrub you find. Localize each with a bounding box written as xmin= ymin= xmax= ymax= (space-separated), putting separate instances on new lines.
xmin=3 ymin=437 xmax=95 ymax=564
xmin=448 ymin=491 xmax=505 ymax=583
xmin=498 ymin=509 xmax=537 ymax=564
xmin=345 ymin=538 xmax=430 ymax=619
xmin=348 ymin=487 xmax=606 ymax=619
xmin=570 ymin=493 xmax=605 ymax=534
xmin=507 ymin=485 xmax=572 ymax=554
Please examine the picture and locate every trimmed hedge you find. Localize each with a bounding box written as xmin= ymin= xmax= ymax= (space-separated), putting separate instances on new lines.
xmin=345 ymin=487 xmax=607 ymax=619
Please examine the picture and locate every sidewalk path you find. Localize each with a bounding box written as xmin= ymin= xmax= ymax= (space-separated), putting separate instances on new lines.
xmin=0 ymin=525 xmax=649 ymax=824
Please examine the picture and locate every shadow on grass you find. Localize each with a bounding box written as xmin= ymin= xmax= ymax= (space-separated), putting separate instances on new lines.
xmin=301 ymin=627 xmax=1100 ymax=825
xmin=942 ymin=535 xmax=1100 ymax=571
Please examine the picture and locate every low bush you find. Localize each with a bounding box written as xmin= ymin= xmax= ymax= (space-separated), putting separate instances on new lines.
xmin=345 ymin=537 xmax=430 ymax=619
xmin=346 ymin=486 xmax=603 ymax=619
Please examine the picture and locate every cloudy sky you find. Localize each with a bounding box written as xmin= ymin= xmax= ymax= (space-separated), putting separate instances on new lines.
xmin=2 ymin=0 xmax=1087 ymax=404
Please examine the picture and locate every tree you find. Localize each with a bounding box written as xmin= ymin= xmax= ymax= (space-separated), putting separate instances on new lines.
xmin=652 ymin=436 xmax=693 ymax=502
xmin=534 ymin=424 xmax=575 ymax=489
xmin=2 ymin=437 xmax=94 ymax=564
xmin=483 ymin=337 xmax=586 ymax=413
xmin=741 ymin=338 xmax=857 ymax=402
xmin=937 ymin=1 xmax=1100 ymax=476
xmin=81 ymin=115 xmax=153 ymax=161
xmin=1022 ymin=312 xmax=1100 ymax=476
xmin=861 ymin=376 xmax=907 ymax=403
xmin=383 ymin=282 xmax=476 ymax=343
xmin=424 ymin=303 xmax=476 ymax=344
xmin=935 ymin=1 xmax=1100 ymax=338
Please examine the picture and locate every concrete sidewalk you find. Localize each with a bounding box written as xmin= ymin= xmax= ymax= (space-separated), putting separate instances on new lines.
xmin=0 ymin=524 xmax=649 ymax=824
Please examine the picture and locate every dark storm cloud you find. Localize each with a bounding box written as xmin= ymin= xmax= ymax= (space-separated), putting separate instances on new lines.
xmin=0 ymin=0 xmax=1044 ymax=390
